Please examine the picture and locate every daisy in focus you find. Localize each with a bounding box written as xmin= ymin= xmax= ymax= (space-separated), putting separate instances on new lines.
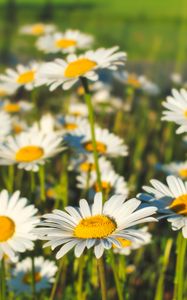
xmin=0 ymin=130 xmax=64 ymax=172
xmin=20 ymin=23 xmax=56 ymax=36
xmin=0 ymin=62 xmax=40 ymax=91
xmin=36 ymin=30 xmax=93 ymax=54
xmin=113 ymin=226 xmax=152 ymax=255
xmin=162 ymin=88 xmax=187 ymax=134
xmin=0 ymin=190 xmax=38 ymax=262
xmin=36 ymin=46 xmax=126 ymax=90
xmin=36 ymin=192 xmax=157 ymax=259
xmin=138 ymin=175 xmax=187 ymax=238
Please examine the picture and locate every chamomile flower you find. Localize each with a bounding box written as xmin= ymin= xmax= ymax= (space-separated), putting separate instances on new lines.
xmin=76 ymin=126 xmax=128 ymax=157
xmin=36 ymin=192 xmax=157 ymax=259
xmin=76 ymin=169 xmax=129 ymax=197
xmin=0 ymin=190 xmax=38 ymax=262
xmin=69 ymin=155 xmax=112 ymax=173
xmin=36 ymin=46 xmax=126 ymax=91
xmin=138 ymin=175 xmax=187 ymax=238
xmin=8 ymin=257 xmax=57 ymax=294
xmin=0 ymin=100 xmax=33 ymax=114
xmin=30 ymin=113 xmax=59 ymax=134
xmin=11 ymin=116 xmax=28 ymax=135
xmin=162 ymin=89 xmax=187 ymax=134
xmin=0 ymin=82 xmax=17 ymax=98
xmin=0 ymin=130 xmax=64 ymax=172
xmin=0 ymin=62 xmax=40 ymax=91
xmin=20 ymin=23 xmax=56 ymax=36
xmin=36 ymin=30 xmax=93 ymax=54
xmin=157 ymin=161 xmax=187 ymax=179
xmin=58 ymin=115 xmax=89 ymax=135
xmin=0 ymin=111 xmax=12 ymax=141
xmin=113 ymin=227 xmax=152 ymax=255
xmin=67 ymin=102 xmax=88 ymax=117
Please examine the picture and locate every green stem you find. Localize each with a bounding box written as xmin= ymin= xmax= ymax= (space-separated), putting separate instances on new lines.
xmin=39 ymin=165 xmax=45 ymax=201
xmin=81 ymin=77 xmax=103 ymax=196
xmin=97 ymin=257 xmax=107 ymax=300
xmin=49 ymin=258 xmax=65 ymax=300
xmin=77 ymin=255 xmax=85 ymax=300
xmin=154 ymin=238 xmax=173 ymax=300
xmin=173 ymin=232 xmax=187 ymax=300
xmin=177 ymin=234 xmax=187 ymax=300
xmin=1 ymin=258 xmax=6 ymax=300
xmin=31 ymin=255 xmax=36 ymax=300
xmin=110 ymin=251 xmax=124 ymax=300
xmin=30 ymin=171 xmax=35 ymax=194
xmin=8 ymin=165 xmax=14 ymax=192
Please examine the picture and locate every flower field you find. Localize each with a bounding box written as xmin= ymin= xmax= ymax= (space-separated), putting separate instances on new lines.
xmin=0 ymin=1 xmax=187 ymax=300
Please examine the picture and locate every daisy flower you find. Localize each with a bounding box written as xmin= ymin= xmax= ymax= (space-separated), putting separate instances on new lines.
xmin=0 ymin=100 xmax=33 ymax=114
xmin=0 ymin=82 xmax=17 ymax=97
xmin=36 ymin=46 xmax=126 ymax=91
xmin=162 ymin=89 xmax=187 ymax=134
xmin=36 ymin=193 xmax=157 ymax=259
xmin=138 ymin=175 xmax=187 ymax=238
xmin=73 ymin=125 xmax=128 ymax=157
xmin=157 ymin=161 xmax=187 ymax=179
xmin=113 ymin=226 xmax=152 ymax=255
xmin=58 ymin=115 xmax=89 ymax=135
xmin=8 ymin=256 xmax=57 ymax=294
xmin=0 ymin=62 xmax=40 ymax=91
xmin=0 ymin=190 xmax=38 ymax=262
xmin=36 ymin=30 xmax=93 ymax=54
xmin=67 ymin=102 xmax=88 ymax=117
xmin=30 ymin=113 xmax=59 ymax=134
xmin=76 ymin=168 xmax=129 ymax=198
xmin=11 ymin=116 xmax=28 ymax=135
xmin=68 ymin=155 xmax=112 ymax=173
xmin=0 ymin=111 xmax=12 ymax=141
xmin=20 ymin=23 xmax=56 ymax=36
xmin=0 ymin=130 xmax=64 ymax=172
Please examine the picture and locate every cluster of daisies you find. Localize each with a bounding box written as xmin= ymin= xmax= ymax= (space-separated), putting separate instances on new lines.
xmin=0 ymin=21 xmax=185 ymax=298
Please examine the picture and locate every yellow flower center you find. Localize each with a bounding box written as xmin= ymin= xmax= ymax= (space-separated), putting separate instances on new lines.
xmin=15 ymin=146 xmax=44 ymax=162
xmin=169 ymin=194 xmax=187 ymax=215
xmin=4 ymin=103 xmax=20 ymax=113
xmin=127 ymin=74 xmax=141 ymax=88
xmin=0 ymin=89 xmax=7 ymax=97
xmin=31 ymin=24 xmax=45 ymax=35
xmin=80 ymin=162 xmax=95 ymax=172
xmin=84 ymin=141 xmax=107 ymax=154
xmin=64 ymin=123 xmax=78 ymax=131
xmin=64 ymin=59 xmax=97 ymax=78
xmin=113 ymin=238 xmax=132 ymax=248
xmin=23 ymin=272 xmax=41 ymax=284
xmin=184 ymin=111 xmax=187 ymax=118
xmin=13 ymin=124 xmax=23 ymax=134
xmin=178 ymin=169 xmax=187 ymax=178
xmin=0 ymin=216 xmax=15 ymax=242
xmin=94 ymin=181 xmax=111 ymax=193
xmin=74 ymin=215 xmax=116 ymax=239
xmin=17 ymin=71 xmax=35 ymax=84
xmin=55 ymin=39 xmax=77 ymax=49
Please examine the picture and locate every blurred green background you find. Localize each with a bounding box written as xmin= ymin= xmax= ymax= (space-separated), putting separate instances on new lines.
xmin=0 ymin=0 xmax=187 ymax=77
